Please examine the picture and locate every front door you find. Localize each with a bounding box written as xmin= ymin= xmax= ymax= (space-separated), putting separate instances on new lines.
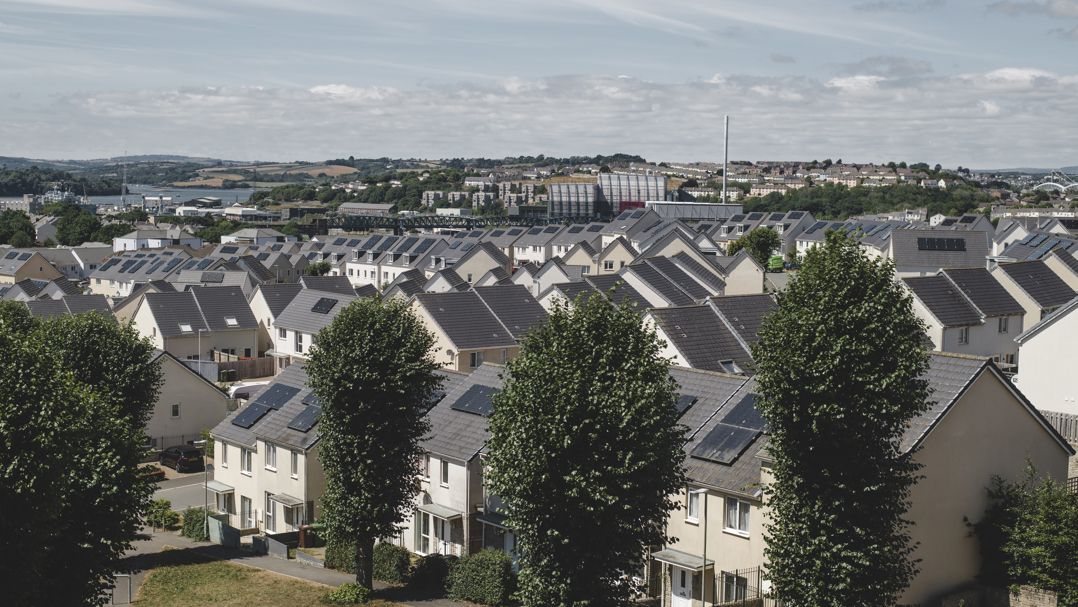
xmin=671 ymin=566 xmax=692 ymax=607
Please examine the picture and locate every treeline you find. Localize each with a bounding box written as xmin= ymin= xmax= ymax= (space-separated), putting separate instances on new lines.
xmin=443 ymin=153 xmax=646 ymax=169
xmin=74 ymin=162 xmax=205 ymax=186
xmin=323 ymin=157 xmax=424 ymax=179
xmin=741 ymin=182 xmax=993 ymax=220
xmin=253 ymin=169 xmax=478 ymax=212
xmin=0 ymin=167 xmax=122 ymax=197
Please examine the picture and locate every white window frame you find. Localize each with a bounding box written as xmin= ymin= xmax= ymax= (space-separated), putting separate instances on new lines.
xmin=241 ymin=448 xmax=252 ymax=475
xmin=170 ymin=403 xmax=180 ymax=418
xmin=440 ymin=459 xmax=450 ymax=487
xmin=265 ymin=443 xmax=277 ymax=471
xmin=291 ymin=450 xmax=299 ymax=478
xmin=470 ymin=351 xmax=485 ymax=369
xmin=220 ymin=441 xmax=228 ymax=468
xmin=421 ymin=454 xmax=431 ymax=480
xmin=998 ymin=316 xmax=1008 ymax=334
xmin=501 ymin=349 xmax=508 ymax=364
xmin=604 ymin=260 xmax=614 ymax=271
xmin=686 ymin=488 xmax=701 ymax=523
xmin=295 ymin=332 xmax=303 ymax=354
xmin=725 ymin=497 xmax=750 ymax=536
xmin=958 ymin=326 xmax=969 ymax=345
xmin=279 ymin=327 xmax=287 ymax=339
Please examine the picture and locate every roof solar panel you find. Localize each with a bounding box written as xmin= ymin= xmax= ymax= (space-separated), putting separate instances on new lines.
xmin=454 ymin=232 xmax=467 ymax=239
xmin=587 ymin=224 xmax=604 ymax=232
xmin=162 ymin=258 xmax=183 ymax=272
xmin=1029 ymin=239 xmax=1062 ymax=261
xmin=690 ymin=423 xmax=760 ymax=464
xmin=491 ymin=230 xmax=506 ymax=237
xmin=723 ymin=393 xmax=765 ymax=430
xmin=461 ymin=242 xmax=475 ymax=251
xmin=1029 ymin=234 xmax=1049 ymax=248
xmin=99 ymin=258 xmax=121 ymax=271
xmin=256 ymin=252 xmax=270 ymax=261
xmin=469 ymin=230 xmax=483 ymax=238
xmin=134 ymin=253 xmax=146 ymax=258
xmin=527 ymin=228 xmax=542 ymax=235
xmin=675 ymin=394 xmax=697 ymax=415
xmin=508 ymin=228 xmax=524 ymax=236
xmin=333 ymin=238 xmax=347 ymax=246
xmin=423 ymin=390 xmax=447 ymax=413
xmin=17 ymin=252 xmax=32 ymax=261
xmin=4 ymin=251 xmax=17 ymax=260
xmin=182 ymin=259 xmax=199 ymax=270
xmin=286 ymin=405 xmax=322 ymax=432
xmin=119 ymin=260 xmax=137 ymax=273
xmin=617 ymin=212 xmax=632 ymax=220
xmin=145 ymin=260 xmax=165 ymax=274
xmin=787 ymin=211 xmax=804 ymax=219
xmin=450 ymin=384 xmax=498 ymax=416
xmin=196 ymin=258 xmax=215 ymax=270
xmin=312 ymin=297 xmax=338 ymax=314
xmin=301 ymin=392 xmax=323 ymax=407
xmin=631 ymin=210 xmax=646 ymax=218
xmin=254 ymin=384 xmax=302 ymax=410
xmin=361 ymin=235 xmax=382 ymax=249
xmin=769 ymin=213 xmax=785 ymax=221
xmin=231 ymin=403 xmax=271 ymax=428
xmin=220 ymin=246 xmax=238 ymax=254
xmin=747 ymin=212 xmax=764 ymax=221
xmin=346 ymin=239 xmax=360 ymax=247
xmin=448 ymin=241 xmax=461 ymax=250
xmin=960 ymin=215 xmax=978 ymax=224
xmin=697 ymin=223 xmax=713 ymax=232
xmin=543 ymin=226 xmax=560 ymax=233
xmin=730 ymin=215 xmax=746 ymax=222
xmin=377 ymin=236 xmax=399 ymax=251
xmin=568 ymin=226 xmax=584 ymax=233
xmin=1018 ymin=233 xmax=1036 ymax=245
xmin=413 ymin=238 xmax=435 ymax=255
xmin=397 ymin=237 xmax=418 ymax=252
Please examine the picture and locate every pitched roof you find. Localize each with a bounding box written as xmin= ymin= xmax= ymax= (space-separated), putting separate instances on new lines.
xmin=903 ymin=276 xmax=982 ymax=327
xmin=275 ymin=289 xmax=358 ymax=334
xmin=473 ymin=284 xmax=549 ymax=340
xmin=670 ymin=251 xmax=726 ymax=292
xmin=299 ymin=275 xmax=356 ymax=296
xmin=643 ymin=256 xmax=714 ymax=299
xmin=423 ymin=364 xmax=500 ymax=461
xmin=414 ymin=291 xmax=518 ymax=350
xmin=252 ymin=283 xmax=304 ymax=318
xmin=1049 ymin=247 xmax=1078 ymax=277
xmin=235 ymin=255 xmax=277 ymax=283
xmin=650 ymin=306 xmax=752 ymax=372
xmin=890 ymin=229 xmax=989 ymax=269
xmin=997 ymin=259 xmax=1077 ymax=309
xmin=354 ymin=284 xmax=380 ymax=299
xmin=584 ymin=274 xmax=649 ymax=308
xmin=624 ymin=263 xmax=696 ymax=306
xmin=941 ymin=267 xmax=1025 ymax=317
xmin=708 ymin=294 xmax=776 ymax=346
xmin=144 ymin=292 xmax=209 ymax=337
xmin=190 ymin=286 xmax=259 ymax=331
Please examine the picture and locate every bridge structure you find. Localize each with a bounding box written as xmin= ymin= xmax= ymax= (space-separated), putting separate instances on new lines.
xmin=1033 ymin=171 xmax=1078 ymax=194
xmin=323 ymin=213 xmax=609 ymax=235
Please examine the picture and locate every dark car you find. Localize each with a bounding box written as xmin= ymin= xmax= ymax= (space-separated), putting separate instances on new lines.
xmin=159 ymin=445 xmax=205 ymax=472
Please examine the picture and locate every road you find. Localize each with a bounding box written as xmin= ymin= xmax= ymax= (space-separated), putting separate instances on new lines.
xmin=153 ymin=465 xmax=215 ymax=512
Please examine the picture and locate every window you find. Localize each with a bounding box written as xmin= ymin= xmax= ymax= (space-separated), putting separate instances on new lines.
xmin=725 ymin=497 xmax=750 ymax=535
xmin=470 ymin=351 xmax=485 ymax=368
xmin=723 ymin=573 xmax=748 ymax=602
xmin=441 ymin=459 xmax=450 ymax=486
xmin=265 ymin=493 xmax=275 ymax=532
xmin=582 ymin=266 xmax=590 ymax=274
xmin=295 ymin=332 xmax=303 ymax=354
xmin=241 ymin=496 xmax=253 ymax=529
xmin=604 ymin=261 xmax=614 ymax=271
xmin=95 ymin=278 xmax=101 ymax=285
xmin=687 ymin=489 xmax=700 ymax=522
xmin=620 ymin=261 xmax=626 ymax=268
xmin=348 ymin=268 xmax=353 ymax=276
xmin=170 ymin=403 xmax=180 ymax=418
xmin=279 ymin=327 xmax=287 ymax=339
xmin=467 ymin=274 xmax=473 ymax=282
xmin=225 ymin=316 xmax=238 ymax=327
xmin=501 ymin=349 xmax=508 ymax=364
xmin=999 ymin=317 xmax=1009 ymax=334
xmin=152 ymin=327 xmax=156 ymax=337
xmin=265 ymin=443 xmax=277 ymax=470
xmin=220 ymin=441 xmax=228 ymax=467
xmin=291 ymin=451 xmax=299 ymax=478
xmin=421 ymin=454 xmax=431 ymax=479
xmin=241 ymin=448 xmax=252 ymax=474
xmin=958 ymin=326 xmax=969 ymax=345
xmin=244 ymin=347 xmax=252 ymax=358
xmin=417 ymin=511 xmax=433 ymax=554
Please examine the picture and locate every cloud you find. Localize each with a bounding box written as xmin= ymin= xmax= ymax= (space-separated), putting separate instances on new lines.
xmin=853 ymin=0 xmax=946 ymax=12
xmin=838 ymin=55 xmax=934 ymax=78
xmin=988 ymin=1 xmax=1078 ymax=17
xmin=4 ymin=69 xmax=1078 ymax=167
xmin=770 ymin=53 xmax=796 ymax=64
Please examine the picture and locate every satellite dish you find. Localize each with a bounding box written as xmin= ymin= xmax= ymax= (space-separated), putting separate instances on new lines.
xmin=1011 ymin=375 xmax=1019 ymax=385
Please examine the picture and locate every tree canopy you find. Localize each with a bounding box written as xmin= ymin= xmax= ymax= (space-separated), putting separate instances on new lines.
xmin=485 ymin=289 xmax=687 ymax=607
xmin=306 ymin=297 xmax=442 ymax=589
xmin=0 ymin=209 xmax=36 ymax=244
xmin=752 ymin=229 xmax=931 ymax=607
xmin=727 ymin=226 xmax=781 ymax=264
xmin=742 ymin=182 xmax=993 ymax=220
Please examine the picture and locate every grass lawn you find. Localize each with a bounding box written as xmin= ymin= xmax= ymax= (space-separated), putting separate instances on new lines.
xmin=135 ymin=548 xmax=401 ymax=606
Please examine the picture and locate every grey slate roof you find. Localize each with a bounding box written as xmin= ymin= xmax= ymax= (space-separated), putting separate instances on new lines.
xmin=190 ymin=286 xmax=259 ymax=331
xmin=624 ymin=264 xmax=695 ymax=306
xmin=941 ymin=267 xmax=1025 ymax=317
xmin=249 ymin=362 xmax=322 ymax=451
xmin=997 ymin=259 xmax=1077 ymax=309
xmin=300 ymin=275 xmax=357 ymax=296
xmin=643 ymin=256 xmax=714 ymax=299
xmin=585 ymin=274 xmax=649 ymax=308
xmin=461 ymin=241 xmax=511 ymax=268
xmin=27 ymin=294 xmax=114 ymax=319
xmin=473 ymin=284 xmax=549 ymax=340
xmin=670 ymin=251 xmax=726 ymax=292
xmin=423 ymin=364 xmax=500 ymax=462
xmin=236 ymin=255 xmax=277 ymax=283
xmin=890 ymin=229 xmax=989 ymax=269
xmin=252 ymin=283 xmax=304 ymax=318
xmin=901 ymin=353 xmax=986 ymax=451
xmin=650 ymin=306 xmax=752 ymax=372
xmin=673 ymin=369 xmax=759 ymax=493
xmin=144 ymin=292 xmax=209 ymax=337
xmin=708 ymin=294 xmax=777 ymax=346
xmin=354 ymin=284 xmax=380 ymax=299
xmin=25 ymin=298 xmax=69 ymax=319
xmin=275 ymin=289 xmax=358 ymax=334
xmin=903 ymin=276 xmax=982 ymax=327
xmin=1049 ymin=247 xmax=1078 ymax=277
xmin=543 ymin=282 xmax=600 ymax=306
xmin=414 ymin=291 xmax=518 ymax=350
xmin=90 ymin=249 xmax=191 ymax=283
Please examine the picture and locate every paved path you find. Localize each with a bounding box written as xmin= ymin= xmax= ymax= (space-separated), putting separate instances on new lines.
xmin=123 ymin=528 xmax=461 ymax=606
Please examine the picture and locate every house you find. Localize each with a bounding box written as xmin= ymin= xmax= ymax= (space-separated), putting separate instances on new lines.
xmin=129 ymin=286 xmax=260 ymax=365
xmin=530 ymin=259 xmax=585 ymax=298
xmin=991 ymin=259 xmax=1076 ymax=325
xmin=0 ymin=250 xmax=65 ymax=284
xmin=619 ymin=264 xmax=698 ymax=308
xmin=646 ymin=306 xmax=751 ymax=374
xmin=707 ymin=293 xmax=777 ymax=349
xmin=169 ymin=270 xmax=257 ymax=298
xmin=247 ymin=283 xmax=304 ymax=357
xmin=513 ymin=225 xmax=566 ymax=267
xmin=299 ymin=275 xmax=357 ymax=297
xmin=271 ymin=289 xmax=358 ymax=371
xmin=886 ymin=230 xmax=990 ymax=277
xmin=652 ymin=355 xmax=1073 ymax=607
xmin=536 ymin=281 xmax=600 ymax=312
xmin=410 ymin=291 xmax=519 ymax=372
xmin=473 ymin=267 xmax=512 ymax=287
xmin=717 ymin=250 xmax=765 ymax=295
xmin=472 ymin=285 xmax=548 ymax=342
xmin=424 ymin=269 xmax=470 ymax=293
xmin=1015 ymin=295 xmax=1078 ymax=414
xmin=449 ymin=241 xmax=513 ymax=286
xmin=145 ymin=350 xmax=232 ymax=451
xmin=937 ymin=268 xmax=1027 ymax=365
xmin=112 ymin=228 xmax=203 ymax=252
xmin=1041 ymin=247 xmax=1078 ymax=291
xmin=904 ymin=276 xmax=987 ymax=354
xmin=89 ymin=249 xmax=192 ymax=298
xmin=23 ymin=294 xmax=113 ymax=319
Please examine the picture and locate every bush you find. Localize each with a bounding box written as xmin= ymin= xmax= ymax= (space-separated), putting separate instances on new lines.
xmin=320 ymin=582 xmax=371 ymax=605
xmin=325 ymin=537 xmax=356 ymax=574
xmin=448 ymin=549 xmax=516 ymax=607
xmin=408 ymin=553 xmax=456 ymax=597
xmin=145 ymin=498 xmax=179 ymax=529
xmin=181 ymin=506 xmax=208 ymax=542
xmin=372 ymin=542 xmax=411 ymax=584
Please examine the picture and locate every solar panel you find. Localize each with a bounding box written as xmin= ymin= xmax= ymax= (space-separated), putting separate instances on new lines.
xmin=361 ymin=235 xmax=382 ymax=249
xmin=286 ymin=405 xmax=322 ymax=432
xmin=301 ymin=392 xmax=323 ymax=407
xmin=134 ymin=253 xmax=146 ymax=258
xmin=196 ymin=259 xmax=215 ymax=270
xmin=617 ymin=212 xmax=632 ymax=220
xmin=769 ymin=213 xmax=785 ymax=221
xmin=346 ymin=239 xmax=360 ymax=247
xmin=491 ymin=230 xmax=506 ymax=237
xmin=461 ymin=242 xmax=474 ymax=251
xmin=805 ymin=221 xmax=827 ymax=234
xmin=17 ymin=252 xmax=32 ymax=261
xmin=413 ymin=238 xmax=435 ymax=255
xmin=423 ymin=390 xmax=447 ymax=413
xmin=941 ymin=218 xmax=957 ymax=227
xmin=231 ymin=403 xmax=271 ymax=428
xmin=220 ymin=246 xmax=238 ymax=254
xmin=527 ymin=228 xmax=542 ymax=235
xmin=747 ymin=212 xmax=764 ymax=221
xmin=830 ymin=222 xmax=844 ymax=230
xmin=254 ymin=384 xmax=302 ymax=410
xmin=4 ymin=252 xmax=17 ymax=259
xmin=543 ymin=226 xmax=559 ymax=233
xmin=506 ymin=228 xmax=522 ymax=236
xmin=201 ymin=271 xmax=224 ymax=283
xmin=448 ymin=241 xmax=461 ymax=250
xmin=469 ymin=230 xmax=483 ymax=238
xmin=450 ymin=384 xmax=498 ymax=416
xmin=454 ymin=232 xmax=467 ymax=239
xmin=631 ymin=210 xmax=646 ymax=218
xmin=162 ymin=258 xmax=183 ymax=272
xmin=333 ymin=238 xmax=347 ymax=246
xmin=99 ymin=258 xmax=121 ymax=271
xmin=723 ymin=393 xmax=765 ymax=430
xmin=162 ymin=251 xmax=173 ymax=256
xmin=567 ymin=225 xmax=584 ymax=234
xmin=730 ymin=215 xmax=745 ymax=222
xmin=960 ymin=215 xmax=978 ymax=224
xmin=1029 ymin=239 xmax=1062 ymax=261
xmin=690 ymin=423 xmax=760 ymax=464
xmin=377 ymin=236 xmax=399 ymax=251
xmin=1029 ymin=234 xmax=1049 ymax=248
xmin=397 ymin=237 xmax=418 ymax=252
xmin=182 ymin=259 xmax=199 ymax=270
xmin=674 ymin=394 xmax=697 ymax=415
xmin=1018 ymin=233 xmax=1036 ymax=245
xmin=256 ymin=252 xmax=270 ymax=261
xmin=312 ymin=297 xmax=338 ymax=314
xmin=787 ymin=211 xmax=804 ymax=219
xmin=145 ymin=260 xmax=165 ymax=274
xmin=698 ymin=223 xmax=713 ymax=232
xmin=119 ymin=260 xmax=137 ymax=273
xmin=587 ymin=224 xmax=604 ymax=232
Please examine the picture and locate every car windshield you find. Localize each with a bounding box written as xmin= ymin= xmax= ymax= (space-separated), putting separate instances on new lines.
xmin=181 ymin=450 xmax=201 ymax=458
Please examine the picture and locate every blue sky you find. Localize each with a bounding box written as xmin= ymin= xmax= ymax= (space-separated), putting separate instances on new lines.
xmin=1 ymin=0 xmax=1076 ymax=168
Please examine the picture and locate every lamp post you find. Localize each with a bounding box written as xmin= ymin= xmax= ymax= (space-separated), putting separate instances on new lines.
xmin=690 ymin=488 xmax=710 ymax=605
xmin=198 ymin=329 xmax=207 ymax=380
xmin=193 ymin=439 xmax=209 ymax=539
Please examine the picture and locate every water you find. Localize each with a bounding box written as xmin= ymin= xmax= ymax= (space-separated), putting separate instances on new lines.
xmin=87 ymin=184 xmax=262 ymax=207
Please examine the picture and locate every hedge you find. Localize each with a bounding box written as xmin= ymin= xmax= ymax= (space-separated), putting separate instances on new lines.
xmin=325 ymin=537 xmax=356 ymax=574
xmin=320 ymin=582 xmax=371 ymax=605
xmin=145 ymin=498 xmax=179 ymax=529
xmin=447 ymin=549 xmax=516 ymax=606
xmin=372 ymin=542 xmax=411 ymax=584
xmin=181 ymin=506 xmax=209 ymax=542
xmin=408 ymin=553 xmax=456 ymax=597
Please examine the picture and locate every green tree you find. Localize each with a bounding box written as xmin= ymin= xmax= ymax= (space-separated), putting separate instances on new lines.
xmin=9 ymin=231 xmax=32 ymax=248
xmin=92 ymin=222 xmax=135 ymax=244
xmin=281 ymin=220 xmax=302 ymax=237
xmin=307 ymin=260 xmax=331 ymax=276
xmin=752 ymin=229 xmax=931 ymax=607
xmin=306 ymin=297 xmax=442 ymax=589
xmin=726 ymin=226 xmax=781 ymax=265
xmin=485 ymin=290 xmax=687 ymax=607
xmin=56 ymin=208 xmax=102 ymax=246
xmin=0 ymin=209 xmax=36 ymax=243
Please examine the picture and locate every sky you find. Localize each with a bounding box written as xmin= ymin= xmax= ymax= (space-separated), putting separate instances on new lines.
xmin=1 ymin=0 xmax=1076 ymax=168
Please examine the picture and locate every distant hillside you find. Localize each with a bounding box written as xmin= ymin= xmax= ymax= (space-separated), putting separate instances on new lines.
xmin=0 ymin=155 xmax=255 ymax=171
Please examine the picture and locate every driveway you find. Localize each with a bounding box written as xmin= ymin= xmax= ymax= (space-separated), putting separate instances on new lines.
xmin=152 ymin=465 xmax=215 ymax=512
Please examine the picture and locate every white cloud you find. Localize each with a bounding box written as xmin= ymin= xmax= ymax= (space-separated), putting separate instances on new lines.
xmin=4 ymin=70 xmax=1077 ymax=167
xmin=988 ymin=1 xmax=1078 ymax=18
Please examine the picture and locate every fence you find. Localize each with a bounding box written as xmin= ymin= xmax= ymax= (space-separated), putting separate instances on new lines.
xmin=216 ymin=357 xmax=274 ymax=381
xmin=144 ymin=434 xmax=204 ymax=459
xmin=716 ymin=567 xmax=784 ymax=607
xmin=1041 ymin=409 xmax=1078 ymax=443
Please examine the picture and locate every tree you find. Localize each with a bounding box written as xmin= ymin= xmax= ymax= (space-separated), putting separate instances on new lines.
xmin=0 ymin=303 xmax=162 ymax=605
xmin=307 ymin=260 xmax=331 ymax=276
xmin=281 ymin=220 xmax=302 ymax=237
xmin=0 ymin=209 xmax=36 ymax=244
xmin=306 ymin=297 xmax=441 ymax=589
xmin=726 ymin=226 xmax=781 ymax=265
xmin=92 ymin=222 xmax=135 ymax=244
xmin=56 ymin=208 xmax=102 ymax=246
xmin=485 ymin=290 xmax=687 ymax=607
xmin=751 ymin=229 xmax=931 ymax=607
xmin=599 ymin=164 xmax=612 ymax=173
xmin=9 ymin=231 xmax=32 ymax=248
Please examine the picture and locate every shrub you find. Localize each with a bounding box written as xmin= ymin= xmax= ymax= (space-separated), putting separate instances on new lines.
xmin=181 ymin=507 xmax=209 ymax=542
xmin=448 ymin=549 xmax=516 ymax=607
xmin=145 ymin=498 xmax=179 ymax=529
xmin=372 ymin=542 xmax=411 ymax=584
xmin=325 ymin=537 xmax=356 ymax=574
xmin=408 ymin=554 xmax=456 ymax=597
xmin=320 ymin=582 xmax=371 ymax=605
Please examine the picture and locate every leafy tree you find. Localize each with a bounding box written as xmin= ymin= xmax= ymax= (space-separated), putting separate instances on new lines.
xmin=307 ymin=260 xmax=332 ymax=276
xmin=43 ymin=237 xmax=57 ymax=247
xmin=0 ymin=303 xmax=163 ymax=605
xmin=726 ymin=226 xmax=781 ymax=264
xmin=9 ymin=231 xmax=32 ymax=248
xmin=752 ymin=229 xmax=931 ymax=607
xmin=92 ymin=222 xmax=135 ymax=244
xmin=0 ymin=209 xmax=36 ymax=243
xmin=281 ymin=220 xmax=302 ymax=237
xmin=56 ymin=208 xmax=102 ymax=246
xmin=306 ymin=297 xmax=441 ymax=589
xmin=599 ymin=164 xmax=612 ymax=173
xmin=485 ymin=290 xmax=687 ymax=607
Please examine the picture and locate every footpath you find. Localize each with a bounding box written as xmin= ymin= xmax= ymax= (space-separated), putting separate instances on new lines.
xmin=122 ymin=527 xmax=461 ymax=606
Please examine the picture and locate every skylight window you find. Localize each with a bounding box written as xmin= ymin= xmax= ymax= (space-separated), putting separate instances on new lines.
xmin=179 ymin=323 xmax=194 ymax=333
xmin=225 ymin=317 xmax=238 ymax=327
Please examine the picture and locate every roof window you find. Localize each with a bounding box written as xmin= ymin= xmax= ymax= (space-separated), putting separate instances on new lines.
xmin=225 ymin=317 xmax=238 ymax=327
xmin=179 ymin=323 xmax=194 ymax=333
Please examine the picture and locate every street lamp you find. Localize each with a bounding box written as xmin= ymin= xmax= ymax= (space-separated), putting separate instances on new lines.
xmin=198 ymin=329 xmax=207 ymax=380
xmin=193 ymin=439 xmax=209 ymax=539
xmin=689 ymin=488 xmax=710 ymax=605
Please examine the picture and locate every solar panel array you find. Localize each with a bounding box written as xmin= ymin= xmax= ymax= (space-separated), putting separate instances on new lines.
xmin=631 ymin=210 xmax=646 ymax=218
xmin=333 ymin=238 xmax=347 ymax=246
xmin=747 ymin=212 xmax=764 ymax=221
xmin=460 ymin=242 xmax=474 ymax=251
xmin=254 ymin=384 xmax=302 ymax=410
xmin=220 ymin=246 xmax=238 ymax=254
xmin=423 ymin=390 xmax=446 ymax=413
xmin=469 ymin=230 xmax=483 ymax=238
xmin=508 ymin=228 xmax=524 ymax=236
xmin=4 ymin=251 xmax=17 ymax=259
xmin=312 ymin=297 xmax=338 ymax=314
xmin=697 ymin=223 xmax=713 ymax=232
xmin=449 ymin=384 xmax=498 ymax=416
xmin=527 ymin=228 xmax=542 ymax=235
xmin=769 ymin=213 xmax=785 ymax=221
xmin=183 ymin=259 xmax=200 ymax=270
xmin=959 ymin=215 xmax=978 ymax=224
xmin=723 ymin=394 xmax=765 ymax=431
xmin=301 ymin=392 xmax=323 ymax=407
xmin=413 ymin=238 xmax=435 ymax=255
xmin=454 ymin=232 xmax=467 ymax=239
xmin=231 ymin=403 xmax=271 ymax=428
xmin=377 ymin=236 xmax=399 ymax=251
xmin=916 ymin=238 xmax=967 ymax=251
xmin=587 ymin=224 xmax=604 ymax=232
xmin=804 ymin=221 xmax=828 ymax=234
xmin=162 ymin=258 xmax=183 ymax=272
xmin=197 ymin=259 xmax=215 ymax=270
xmin=146 ymin=260 xmax=165 ymax=274
xmin=286 ymin=405 xmax=322 ymax=432
xmin=346 ymin=239 xmax=360 ymax=247
xmin=567 ymin=226 xmax=584 ymax=233
xmin=119 ymin=260 xmax=136 ymax=273
xmin=1029 ymin=234 xmax=1049 ymax=248
xmin=543 ymin=226 xmax=559 ymax=233
xmin=787 ymin=211 xmax=804 ymax=219
xmin=730 ymin=214 xmax=746 ymax=222
xmin=1018 ymin=233 xmax=1037 ymax=245
xmin=398 ymin=237 xmax=418 ymax=252
xmin=362 ymin=235 xmax=382 ymax=249
xmin=491 ymin=230 xmax=506 ymax=237
xmin=675 ymin=394 xmax=698 ymax=415
xmin=17 ymin=252 xmax=32 ymax=261
xmin=690 ymin=424 xmax=759 ymax=464
xmin=256 ymin=252 xmax=270 ymax=261
xmin=448 ymin=241 xmax=461 ymax=250
xmin=1029 ymin=239 xmax=1063 ymax=261
xmin=99 ymin=258 xmax=121 ymax=271
xmin=617 ymin=211 xmax=633 ymax=220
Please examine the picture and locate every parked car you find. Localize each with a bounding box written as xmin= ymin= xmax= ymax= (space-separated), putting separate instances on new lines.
xmin=158 ymin=445 xmax=205 ymax=472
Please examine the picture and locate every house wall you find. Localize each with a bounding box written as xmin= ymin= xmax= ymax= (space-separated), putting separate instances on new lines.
xmin=1017 ymin=308 xmax=1078 ymax=415
xmin=345 ymin=259 xmax=381 ymax=287
xmin=990 ymin=268 xmax=1042 ymax=328
xmin=145 ymin=356 xmax=230 ymax=441
xmin=455 ymin=347 xmax=518 ymax=374
xmin=619 ymin=271 xmax=675 ymax=308
xmin=400 ymin=455 xmax=475 ymax=556
xmin=455 ymin=253 xmax=506 ymax=284
xmin=908 ymin=296 xmax=946 ymax=350
xmin=1043 ymin=256 xmax=1078 ymax=291
xmin=724 ymin=258 xmax=765 ymax=296
xmin=274 ymin=327 xmax=313 ymax=362
xmin=213 ymin=438 xmax=322 ymax=533
xmin=533 ymin=267 xmax=572 ymax=299
xmin=598 ymin=245 xmax=635 ymax=274
xmin=646 ymin=317 xmax=688 ymax=368
xmin=903 ymin=370 xmax=1070 ymax=605
xmin=247 ymin=292 xmax=277 ymax=356
xmin=3 ymin=254 xmax=65 ymax=284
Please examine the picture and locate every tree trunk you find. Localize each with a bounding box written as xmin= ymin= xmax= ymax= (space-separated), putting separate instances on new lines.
xmin=354 ymin=531 xmax=375 ymax=589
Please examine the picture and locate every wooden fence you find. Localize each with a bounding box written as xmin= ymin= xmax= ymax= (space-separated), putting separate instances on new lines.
xmin=216 ymin=357 xmax=274 ymax=381
xmin=1042 ymin=409 xmax=1078 ymax=444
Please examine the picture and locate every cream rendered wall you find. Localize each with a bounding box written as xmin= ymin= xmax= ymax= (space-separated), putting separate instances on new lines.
xmin=401 ymin=456 xmax=473 ymax=555
xmin=214 ymin=439 xmax=258 ymax=529
xmin=990 ymin=267 xmax=1041 ymax=328
xmin=645 ymin=315 xmax=687 ymax=368
xmin=1017 ymin=307 xmax=1078 ymax=415
xmin=902 ymin=370 xmax=1070 ymax=605
xmin=160 ymin=330 xmax=259 ymax=361
xmin=11 ymin=254 xmax=64 ymax=283
xmin=247 ymin=291 xmax=277 ymax=355
xmin=597 ymin=244 xmax=635 ymax=274
xmin=560 ymin=247 xmax=597 ymax=275
xmin=908 ymin=295 xmax=945 ymax=350
xmin=618 ymin=271 xmax=674 ymax=308
xmin=213 ymin=438 xmax=323 ymax=533
xmin=145 ymin=356 xmax=230 ymax=440
xmin=259 ymin=438 xmax=312 ymax=533
xmin=724 ymin=258 xmax=765 ymax=296
xmin=411 ymin=299 xmax=458 ymax=370
xmin=274 ymin=327 xmax=312 ymax=361
xmin=455 ymin=253 xmax=505 ymax=284
xmin=1043 ymin=256 xmax=1078 ymax=291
